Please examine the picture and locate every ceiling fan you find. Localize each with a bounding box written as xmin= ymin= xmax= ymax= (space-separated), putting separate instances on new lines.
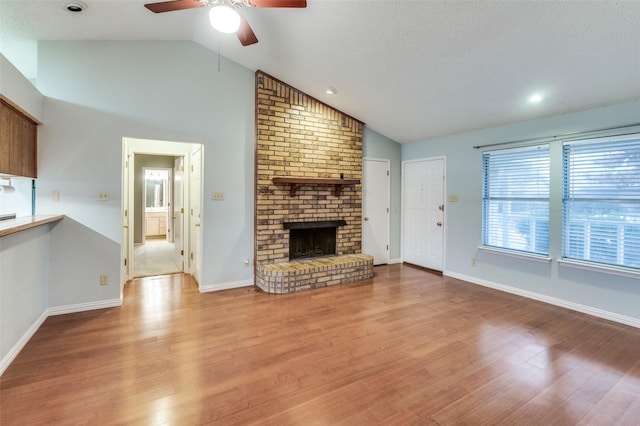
xmin=143 ymin=0 xmax=307 ymax=46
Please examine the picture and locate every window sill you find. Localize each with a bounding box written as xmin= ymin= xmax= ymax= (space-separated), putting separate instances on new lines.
xmin=558 ymin=259 xmax=640 ymax=279
xmin=478 ymin=246 xmax=552 ymax=263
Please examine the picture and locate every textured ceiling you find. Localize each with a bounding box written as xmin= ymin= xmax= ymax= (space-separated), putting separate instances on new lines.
xmin=2 ymin=0 xmax=640 ymax=143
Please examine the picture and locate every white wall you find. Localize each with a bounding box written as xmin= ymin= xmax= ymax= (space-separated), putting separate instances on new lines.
xmin=0 ymin=53 xmax=48 ymax=374
xmin=402 ymin=99 xmax=640 ymax=325
xmin=48 ymin=218 xmax=122 ymax=309
xmin=0 ymin=225 xmax=49 ymax=373
xmin=0 ymin=178 xmax=33 ymax=217
xmin=36 ymin=41 xmax=255 ymax=293
xmin=0 ymin=53 xmax=43 ymax=121
xmin=363 ymin=127 xmax=401 ymax=260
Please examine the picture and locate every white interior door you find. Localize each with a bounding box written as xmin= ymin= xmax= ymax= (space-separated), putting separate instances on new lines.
xmin=403 ymin=158 xmax=445 ymax=270
xmin=190 ymin=146 xmax=203 ymax=284
xmin=122 ymin=147 xmax=133 ymax=285
xmin=363 ymin=158 xmax=390 ymax=265
xmin=173 ymin=157 xmax=184 ymax=270
xmin=166 ymin=168 xmax=173 ymax=243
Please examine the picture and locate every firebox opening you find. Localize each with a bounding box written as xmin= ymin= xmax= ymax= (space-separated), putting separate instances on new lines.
xmin=284 ymin=220 xmax=346 ymax=260
xmin=289 ymin=227 xmax=336 ymax=260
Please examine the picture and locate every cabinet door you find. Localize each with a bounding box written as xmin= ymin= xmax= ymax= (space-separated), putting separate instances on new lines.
xmin=0 ymin=101 xmax=11 ymax=174
xmin=0 ymin=98 xmax=37 ymax=178
xmin=159 ymin=216 xmax=167 ymax=236
xmin=20 ymin=118 xmax=37 ymax=177
xmin=146 ymin=217 xmax=160 ymax=236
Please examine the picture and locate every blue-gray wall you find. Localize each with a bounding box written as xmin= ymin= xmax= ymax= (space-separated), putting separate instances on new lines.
xmin=402 ymin=99 xmax=640 ymax=325
xmin=36 ymin=41 xmax=255 ymax=291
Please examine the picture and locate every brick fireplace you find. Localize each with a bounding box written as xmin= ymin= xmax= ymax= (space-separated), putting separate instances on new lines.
xmin=254 ymin=71 xmax=373 ymax=293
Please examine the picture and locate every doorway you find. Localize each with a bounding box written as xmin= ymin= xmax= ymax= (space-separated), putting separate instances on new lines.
xmin=143 ymin=167 xmax=171 ymax=243
xmin=402 ymin=157 xmax=445 ymax=271
xmin=121 ymin=138 xmax=203 ymax=287
xmin=136 ymin=166 xmax=178 ymax=277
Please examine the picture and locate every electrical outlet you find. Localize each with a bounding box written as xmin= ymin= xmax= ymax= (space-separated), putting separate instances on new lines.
xmin=471 ymin=258 xmax=477 ymax=267
xmin=100 ymin=274 xmax=109 ymax=285
xmin=243 ymin=259 xmax=251 ymax=268
xmin=212 ymin=192 xmax=224 ymax=201
xmin=97 ymin=191 xmax=110 ymax=201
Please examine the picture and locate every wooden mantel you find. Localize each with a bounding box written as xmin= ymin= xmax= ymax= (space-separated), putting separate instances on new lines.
xmin=273 ymin=177 xmax=360 ymax=197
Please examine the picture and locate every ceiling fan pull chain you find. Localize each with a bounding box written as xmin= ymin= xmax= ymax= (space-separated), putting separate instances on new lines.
xmin=217 ymin=35 xmax=221 ymax=72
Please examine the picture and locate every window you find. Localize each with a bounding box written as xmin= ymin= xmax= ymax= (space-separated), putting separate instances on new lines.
xmin=482 ymin=145 xmax=550 ymax=255
xmin=563 ymin=135 xmax=640 ymax=270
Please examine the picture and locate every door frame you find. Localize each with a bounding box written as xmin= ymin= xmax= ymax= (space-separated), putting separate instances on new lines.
xmin=173 ymin=156 xmax=184 ymax=269
xmin=141 ymin=167 xmax=172 ymax=243
xmin=121 ymin=137 xmax=201 ymax=288
xmin=401 ymin=156 xmax=447 ymax=270
xmin=189 ymin=144 xmax=204 ymax=285
xmin=363 ymin=157 xmax=390 ymax=265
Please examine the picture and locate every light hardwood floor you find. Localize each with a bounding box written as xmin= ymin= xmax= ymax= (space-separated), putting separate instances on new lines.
xmin=2 ymin=264 xmax=640 ymax=425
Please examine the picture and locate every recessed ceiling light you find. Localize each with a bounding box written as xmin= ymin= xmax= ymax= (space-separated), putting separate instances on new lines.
xmin=323 ymin=86 xmax=337 ymax=95
xmin=529 ymin=94 xmax=543 ymax=103
xmin=61 ymin=1 xmax=87 ymax=13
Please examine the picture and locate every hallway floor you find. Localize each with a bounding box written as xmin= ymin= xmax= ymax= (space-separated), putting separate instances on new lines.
xmin=133 ymin=238 xmax=181 ymax=277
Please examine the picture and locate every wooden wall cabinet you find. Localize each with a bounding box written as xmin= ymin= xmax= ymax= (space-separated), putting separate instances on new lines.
xmin=0 ymin=97 xmax=38 ymax=178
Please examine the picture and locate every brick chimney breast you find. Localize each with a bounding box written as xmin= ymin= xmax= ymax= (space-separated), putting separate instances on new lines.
xmin=255 ymin=71 xmax=364 ymax=268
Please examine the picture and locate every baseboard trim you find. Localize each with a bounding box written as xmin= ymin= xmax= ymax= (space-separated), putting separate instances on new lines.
xmin=0 ymin=310 xmax=48 ymax=376
xmin=47 ymin=298 xmax=122 ymax=316
xmin=445 ymin=271 xmax=640 ymax=329
xmin=200 ymin=279 xmax=254 ymax=293
xmin=387 ymin=258 xmax=403 ymax=264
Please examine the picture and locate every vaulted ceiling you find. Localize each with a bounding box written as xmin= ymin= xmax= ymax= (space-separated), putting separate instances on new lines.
xmin=2 ymin=0 xmax=640 ymax=143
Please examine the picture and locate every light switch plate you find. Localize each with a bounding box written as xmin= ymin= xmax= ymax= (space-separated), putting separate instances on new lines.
xmin=51 ymin=191 xmax=59 ymax=202
xmin=212 ymin=192 xmax=224 ymax=201
xmin=97 ymin=191 xmax=110 ymax=201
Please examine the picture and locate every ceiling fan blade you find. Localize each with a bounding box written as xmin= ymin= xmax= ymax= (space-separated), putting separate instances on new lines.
xmin=144 ymin=0 xmax=203 ymax=13
xmin=237 ymin=15 xmax=259 ymax=46
xmin=249 ymin=0 xmax=307 ymax=7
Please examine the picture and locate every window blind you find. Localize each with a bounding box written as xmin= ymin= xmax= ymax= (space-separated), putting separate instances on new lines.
xmin=563 ymin=135 xmax=640 ymax=269
xmin=482 ymin=145 xmax=550 ymax=255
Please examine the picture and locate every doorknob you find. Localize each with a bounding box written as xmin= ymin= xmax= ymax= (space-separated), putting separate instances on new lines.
xmin=123 ymin=225 xmax=129 ymax=229
xmin=436 ymin=221 xmax=442 ymax=227
xmin=364 ymin=217 xmax=369 ymax=221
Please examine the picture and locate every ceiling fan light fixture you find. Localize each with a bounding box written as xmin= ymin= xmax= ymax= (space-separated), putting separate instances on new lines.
xmin=209 ymin=5 xmax=241 ymax=34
